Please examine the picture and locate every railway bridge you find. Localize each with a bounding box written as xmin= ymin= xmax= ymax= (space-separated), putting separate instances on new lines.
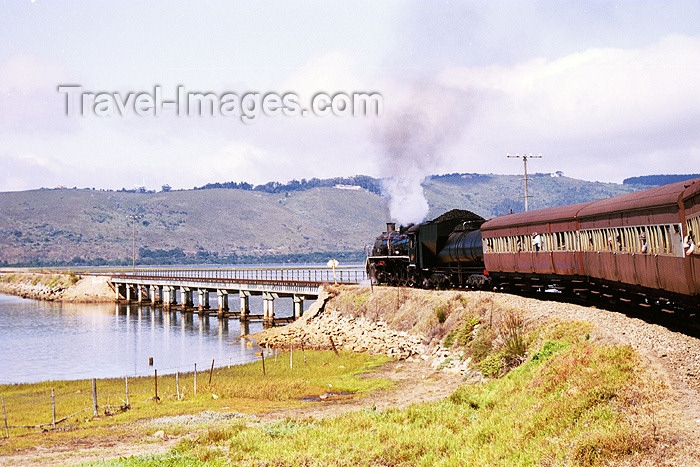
xmin=109 ymin=265 xmax=367 ymax=324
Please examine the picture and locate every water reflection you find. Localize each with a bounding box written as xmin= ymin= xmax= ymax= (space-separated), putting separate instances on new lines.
xmin=0 ymin=294 xmax=264 ymax=384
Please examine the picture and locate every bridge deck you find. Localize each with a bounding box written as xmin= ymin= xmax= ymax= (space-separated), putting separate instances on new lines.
xmin=108 ymin=266 xmax=368 ymax=322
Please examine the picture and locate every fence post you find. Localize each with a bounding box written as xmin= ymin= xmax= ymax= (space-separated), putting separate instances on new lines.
xmin=2 ymin=397 xmax=8 ymax=438
xmin=125 ymin=376 xmax=130 ymax=408
xmin=261 ymin=349 xmax=266 ymax=376
xmin=208 ymin=359 xmax=215 ymax=385
xmin=329 ymin=336 xmax=339 ymax=356
xmin=176 ymin=371 xmax=180 ymax=400
xmin=51 ymin=389 xmax=56 ymax=428
xmin=154 ymin=369 xmax=159 ymax=402
xmin=194 ymin=363 xmax=197 ymax=395
xmin=92 ymin=378 xmax=98 ymax=417
xmin=301 ymin=339 xmax=307 ymax=365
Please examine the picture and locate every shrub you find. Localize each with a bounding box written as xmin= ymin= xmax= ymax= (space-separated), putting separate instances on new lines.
xmin=443 ymin=332 xmax=455 ymax=348
xmin=468 ymin=325 xmax=495 ymax=362
xmin=67 ymin=271 xmax=80 ymax=285
xmin=456 ymin=316 xmax=481 ymax=346
xmin=434 ymin=305 xmax=447 ymax=324
xmin=478 ymin=352 xmax=504 ymax=378
xmin=353 ymin=292 xmax=370 ymax=310
xmin=443 ymin=316 xmax=481 ymax=348
xmin=501 ymin=309 xmax=527 ymax=369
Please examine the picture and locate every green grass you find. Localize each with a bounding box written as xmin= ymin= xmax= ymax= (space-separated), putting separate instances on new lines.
xmin=85 ymin=320 xmax=664 ymax=467
xmin=0 ymin=351 xmax=391 ymax=455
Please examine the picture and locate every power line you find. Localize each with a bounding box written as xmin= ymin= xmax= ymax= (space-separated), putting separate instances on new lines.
xmin=506 ymin=153 xmax=542 ymax=212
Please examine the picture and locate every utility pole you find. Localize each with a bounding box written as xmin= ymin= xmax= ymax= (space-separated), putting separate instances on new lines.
xmin=507 ymin=153 xmax=542 ymax=211
xmin=128 ymin=215 xmax=141 ymax=270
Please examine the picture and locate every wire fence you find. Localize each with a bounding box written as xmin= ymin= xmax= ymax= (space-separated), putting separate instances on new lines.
xmin=0 ymin=355 xmax=256 ymax=439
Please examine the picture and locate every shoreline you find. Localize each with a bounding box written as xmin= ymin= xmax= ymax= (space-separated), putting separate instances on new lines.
xmin=0 ymin=272 xmax=115 ymax=303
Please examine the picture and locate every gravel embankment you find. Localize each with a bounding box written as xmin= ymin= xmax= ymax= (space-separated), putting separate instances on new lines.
xmin=256 ymin=286 xmax=700 ymax=412
xmin=490 ymin=292 xmax=700 ymax=396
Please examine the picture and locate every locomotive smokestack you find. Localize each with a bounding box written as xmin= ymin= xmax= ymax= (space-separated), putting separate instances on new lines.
xmin=386 ymin=222 xmax=396 ymax=233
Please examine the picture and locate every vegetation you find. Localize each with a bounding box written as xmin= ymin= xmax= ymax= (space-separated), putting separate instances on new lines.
xmin=622 ymin=174 xmax=700 ymax=186
xmin=424 ymin=173 xmax=636 ymax=219
xmin=0 ymin=351 xmax=390 ymax=455
xmin=194 ymin=175 xmax=382 ymax=195
xmin=76 ymin=319 xmax=672 ymax=466
xmin=0 ymin=272 xmax=79 ymax=290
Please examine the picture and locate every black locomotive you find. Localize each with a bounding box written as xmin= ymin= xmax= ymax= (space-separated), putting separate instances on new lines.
xmin=367 ymin=209 xmax=487 ymax=289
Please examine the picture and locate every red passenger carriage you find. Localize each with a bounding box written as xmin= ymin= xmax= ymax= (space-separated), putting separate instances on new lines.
xmin=481 ymin=179 xmax=700 ymax=311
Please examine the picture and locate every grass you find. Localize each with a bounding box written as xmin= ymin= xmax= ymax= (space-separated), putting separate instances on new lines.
xmin=0 ymin=272 xmax=79 ymax=290
xmin=78 ymin=318 xmax=674 ymax=467
xmin=0 ymin=351 xmax=391 ymax=456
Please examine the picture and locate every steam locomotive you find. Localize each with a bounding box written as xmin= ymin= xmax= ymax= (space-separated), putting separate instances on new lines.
xmin=367 ymin=179 xmax=700 ymax=314
xmin=367 ymin=209 xmax=487 ymax=289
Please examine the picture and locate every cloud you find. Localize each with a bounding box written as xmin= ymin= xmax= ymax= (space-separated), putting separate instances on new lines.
xmin=437 ymin=34 xmax=700 ymax=181
xmin=441 ymin=34 xmax=700 ymax=135
xmin=0 ymin=54 xmax=75 ymax=135
xmin=0 ymin=151 xmax=64 ymax=191
xmin=281 ymin=50 xmax=366 ymax=100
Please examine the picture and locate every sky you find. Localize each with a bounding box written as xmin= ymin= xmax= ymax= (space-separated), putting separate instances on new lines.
xmin=2 ymin=0 xmax=700 ymax=200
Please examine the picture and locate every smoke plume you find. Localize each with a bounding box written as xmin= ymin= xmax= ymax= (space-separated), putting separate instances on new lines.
xmin=375 ymin=84 xmax=471 ymax=226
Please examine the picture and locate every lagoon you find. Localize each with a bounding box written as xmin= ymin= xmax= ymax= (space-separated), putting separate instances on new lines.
xmin=0 ymin=293 xmax=276 ymax=384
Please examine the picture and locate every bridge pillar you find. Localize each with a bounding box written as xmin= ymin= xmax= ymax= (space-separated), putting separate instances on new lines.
xmin=150 ymin=285 xmax=162 ymax=305
xmin=263 ymin=292 xmax=276 ymax=323
xmin=171 ymin=286 xmax=178 ymax=306
xmin=239 ymin=291 xmax=250 ymax=320
xmin=125 ymin=285 xmax=132 ymax=302
xmin=115 ymin=284 xmax=123 ymax=301
xmin=217 ymin=290 xmax=229 ymax=315
xmin=137 ymin=285 xmax=146 ymax=304
xmin=163 ymin=286 xmax=176 ymax=309
xmin=180 ymin=287 xmax=193 ymax=309
xmin=197 ymin=289 xmax=210 ymax=312
xmin=293 ymin=295 xmax=305 ymax=319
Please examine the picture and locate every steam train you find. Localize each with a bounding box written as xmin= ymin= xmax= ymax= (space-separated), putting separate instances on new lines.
xmin=367 ymin=178 xmax=700 ymax=314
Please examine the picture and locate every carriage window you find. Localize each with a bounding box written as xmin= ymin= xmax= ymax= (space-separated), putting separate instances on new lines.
xmin=687 ymin=215 xmax=700 ymax=250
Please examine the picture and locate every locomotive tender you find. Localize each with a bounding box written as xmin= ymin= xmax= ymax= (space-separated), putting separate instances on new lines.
xmin=367 ymin=178 xmax=700 ymax=313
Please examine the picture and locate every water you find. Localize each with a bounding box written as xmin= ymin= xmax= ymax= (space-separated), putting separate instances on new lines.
xmin=0 ymin=293 xmax=299 ymax=384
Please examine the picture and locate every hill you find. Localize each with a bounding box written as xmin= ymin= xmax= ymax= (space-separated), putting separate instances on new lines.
xmin=622 ymin=174 xmax=700 ymax=186
xmin=0 ymin=174 xmax=639 ymax=266
xmin=424 ymin=173 xmax=634 ymax=219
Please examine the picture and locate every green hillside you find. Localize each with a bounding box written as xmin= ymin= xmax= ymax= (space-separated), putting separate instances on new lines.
xmin=424 ymin=173 xmax=635 ymax=219
xmin=0 ymin=174 xmax=638 ymax=266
